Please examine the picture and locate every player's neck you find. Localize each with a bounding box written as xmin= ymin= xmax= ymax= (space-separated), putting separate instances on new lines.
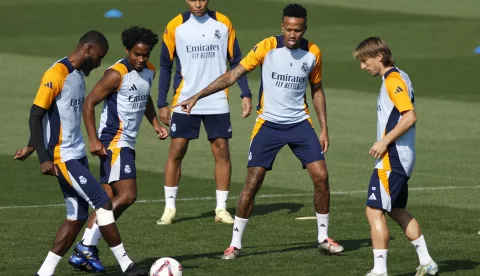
xmin=380 ymin=66 xmax=394 ymax=77
xmin=67 ymin=52 xmax=82 ymax=71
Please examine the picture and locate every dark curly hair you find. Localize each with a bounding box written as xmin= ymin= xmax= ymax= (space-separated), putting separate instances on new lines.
xmin=121 ymin=26 xmax=159 ymax=51
xmin=283 ymin=4 xmax=307 ymax=23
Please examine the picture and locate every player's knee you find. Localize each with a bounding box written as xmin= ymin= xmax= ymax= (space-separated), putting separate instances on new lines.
xmin=366 ymin=206 xmax=385 ymax=221
xmin=119 ymin=193 xmax=137 ymax=206
xmin=212 ymin=139 xmax=229 ymax=153
xmin=96 ymin=207 xmax=116 ymax=226
xmin=168 ymin=144 xmax=188 ymax=162
xmin=312 ymin=170 xmax=329 ymax=187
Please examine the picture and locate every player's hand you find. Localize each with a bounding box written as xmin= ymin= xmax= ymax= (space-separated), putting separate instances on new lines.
xmin=40 ymin=161 xmax=58 ymax=176
xmin=89 ymin=139 xmax=107 ymax=157
xmin=155 ymin=125 xmax=169 ymax=140
xmin=172 ymin=95 xmax=199 ymax=115
xmin=14 ymin=146 xmax=35 ymax=161
xmin=158 ymin=106 xmax=171 ymax=126
xmin=242 ymin=97 xmax=252 ymax=118
xmin=369 ymin=140 xmax=388 ymax=159
xmin=319 ymin=130 xmax=329 ymax=153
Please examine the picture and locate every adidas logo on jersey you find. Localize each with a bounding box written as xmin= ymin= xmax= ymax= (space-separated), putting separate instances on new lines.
xmin=395 ymin=86 xmax=404 ymax=94
xmin=369 ymin=193 xmax=377 ymax=201
xmin=44 ymin=82 xmax=53 ymax=89
xmin=129 ymin=84 xmax=138 ymax=91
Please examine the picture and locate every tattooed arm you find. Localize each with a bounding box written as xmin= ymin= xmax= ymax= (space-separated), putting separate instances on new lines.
xmin=311 ymin=81 xmax=329 ymax=153
xmin=173 ymin=65 xmax=249 ymax=114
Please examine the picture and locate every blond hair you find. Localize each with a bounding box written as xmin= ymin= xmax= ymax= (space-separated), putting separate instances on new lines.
xmin=354 ymin=37 xmax=394 ymax=67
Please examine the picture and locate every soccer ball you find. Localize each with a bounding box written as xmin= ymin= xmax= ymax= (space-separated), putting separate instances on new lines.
xmin=150 ymin=257 xmax=183 ymax=276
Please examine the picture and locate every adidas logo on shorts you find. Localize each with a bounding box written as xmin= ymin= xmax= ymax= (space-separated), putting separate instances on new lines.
xmin=368 ymin=193 xmax=377 ymax=201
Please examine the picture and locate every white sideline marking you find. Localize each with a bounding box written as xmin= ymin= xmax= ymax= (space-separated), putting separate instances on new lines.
xmin=0 ymin=185 xmax=478 ymax=210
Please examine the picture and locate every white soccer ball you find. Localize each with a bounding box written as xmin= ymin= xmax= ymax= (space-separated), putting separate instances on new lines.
xmin=150 ymin=257 xmax=183 ymax=276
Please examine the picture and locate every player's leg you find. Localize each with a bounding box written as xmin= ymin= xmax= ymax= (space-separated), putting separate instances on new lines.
xmin=387 ymin=174 xmax=437 ymax=276
xmin=223 ymin=167 xmax=267 ymax=259
xmin=288 ymin=120 xmax=343 ymax=254
xmin=36 ymin=173 xmax=89 ymax=276
xmin=365 ymin=169 xmax=391 ymax=276
xmin=80 ymin=147 xmax=138 ymax=244
xmin=70 ymin=148 xmax=128 ymax=272
xmin=72 ymin=178 xmax=138 ymax=273
xmin=223 ymin=118 xmax=284 ymax=259
xmin=157 ymin=113 xmax=200 ymax=225
xmin=204 ymin=113 xmax=234 ymax=223
xmin=68 ymin=183 xmax=113 ymax=272
xmin=62 ymin=157 xmax=147 ymax=275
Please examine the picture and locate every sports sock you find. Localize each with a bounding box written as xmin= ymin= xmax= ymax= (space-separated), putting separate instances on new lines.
xmin=230 ymin=216 xmax=249 ymax=249
xmin=165 ymin=186 xmax=178 ymax=209
xmin=316 ymin=213 xmax=329 ymax=242
xmin=83 ymin=223 xmax=102 ymax=246
xmin=110 ymin=243 xmax=133 ymax=272
xmin=37 ymin=251 xmax=62 ymax=276
xmin=411 ymin=235 xmax=433 ymax=266
xmin=372 ymin=249 xmax=388 ymax=274
xmin=216 ymin=190 xmax=229 ymax=209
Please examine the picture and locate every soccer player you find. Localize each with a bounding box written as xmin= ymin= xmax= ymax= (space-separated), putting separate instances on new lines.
xmin=174 ymin=3 xmax=344 ymax=259
xmin=156 ymin=0 xmax=252 ymax=225
xmin=13 ymin=31 xmax=148 ymax=276
xmin=66 ymin=27 xmax=168 ymax=273
xmin=353 ymin=37 xmax=438 ymax=276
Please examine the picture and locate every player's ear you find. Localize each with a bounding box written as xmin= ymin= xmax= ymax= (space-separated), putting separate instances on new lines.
xmin=85 ymin=44 xmax=93 ymax=55
xmin=124 ymin=48 xmax=129 ymax=55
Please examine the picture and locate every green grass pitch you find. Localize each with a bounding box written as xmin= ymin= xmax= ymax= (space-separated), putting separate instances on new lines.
xmin=0 ymin=0 xmax=479 ymax=275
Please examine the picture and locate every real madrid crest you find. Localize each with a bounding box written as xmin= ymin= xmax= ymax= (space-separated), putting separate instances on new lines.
xmin=301 ymin=62 xmax=309 ymax=73
xmin=214 ymin=30 xmax=221 ymax=39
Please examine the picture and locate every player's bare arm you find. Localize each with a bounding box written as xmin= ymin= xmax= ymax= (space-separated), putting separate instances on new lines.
xmin=174 ymin=64 xmax=249 ymax=114
xmin=311 ymin=81 xmax=329 ymax=153
xmin=83 ymin=69 xmax=121 ymax=156
xmin=145 ymin=95 xmax=168 ymax=140
xmin=369 ymin=109 xmax=416 ymax=159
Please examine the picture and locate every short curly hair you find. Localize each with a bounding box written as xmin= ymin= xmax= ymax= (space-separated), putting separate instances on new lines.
xmin=283 ymin=4 xmax=307 ymax=23
xmin=121 ymin=26 xmax=159 ymax=51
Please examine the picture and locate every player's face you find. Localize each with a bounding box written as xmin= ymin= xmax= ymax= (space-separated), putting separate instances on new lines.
xmin=186 ymin=0 xmax=208 ymax=17
xmin=360 ymin=56 xmax=383 ymax=77
xmin=82 ymin=44 xmax=108 ymax=76
xmin=126 ymin=43 xmax=152 ymax=72
xmin=282 ymin=16 xmax=307 ymax=49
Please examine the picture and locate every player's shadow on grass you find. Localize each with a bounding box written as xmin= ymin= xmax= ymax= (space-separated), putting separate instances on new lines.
xmin=97 ymin=264 xmax=199 ymax=276
xmin=173 ymin=202 xmax=304 ymax=223
xmin=396 ymin=259 xmax=480 ymax=276
xmin=335 ymin=237 xmax=395 ymax=252
xmin=135 ymin=242 xmax=318 ymax=267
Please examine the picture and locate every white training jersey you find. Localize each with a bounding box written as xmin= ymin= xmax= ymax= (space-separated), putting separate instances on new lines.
xmin=375 ymin=67 xmax=416 ymax=176
xmin=158 ymin=10 xmax=251 ymax=114
xmin=98 ymin=58 xmax=155 ymax=150
xmin=33 ymin=57 xmax=86 ymax=164
xmin=240 ymin=35 xmax=322 ymax=124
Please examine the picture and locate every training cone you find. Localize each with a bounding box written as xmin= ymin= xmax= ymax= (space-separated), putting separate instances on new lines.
xmin=104 ymin=9 xmax=123 ymax=19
